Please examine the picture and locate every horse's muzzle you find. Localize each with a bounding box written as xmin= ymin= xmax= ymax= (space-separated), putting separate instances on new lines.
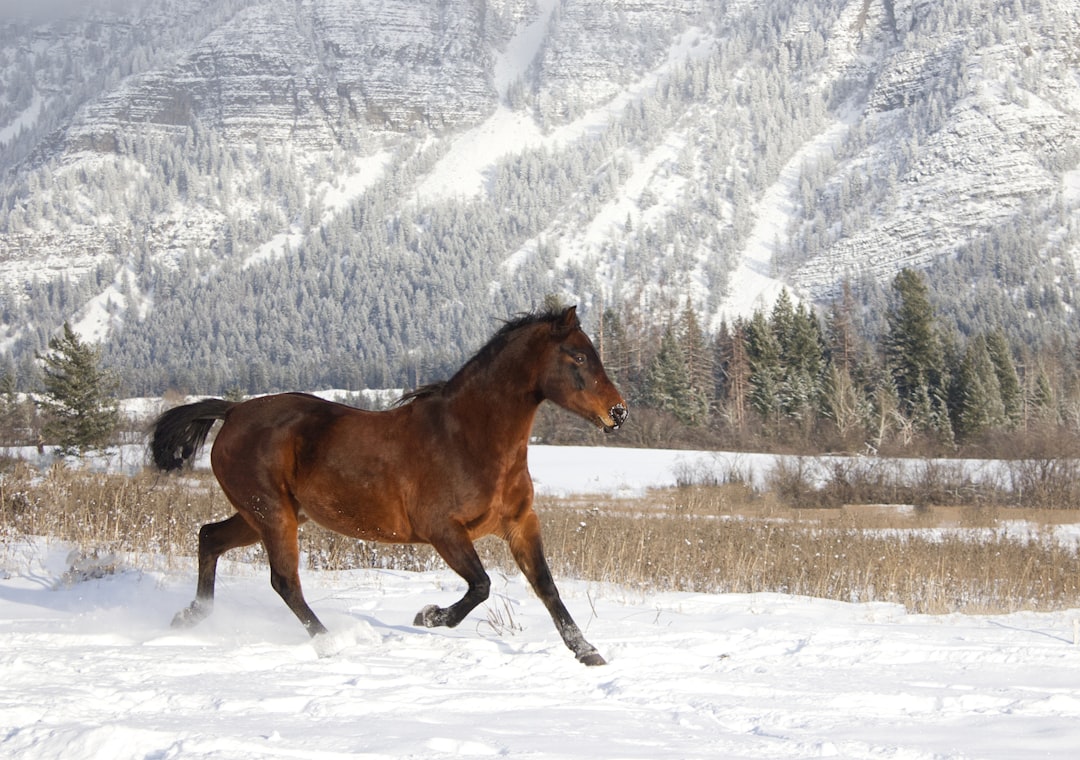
xmin=608 ymin=403 xmax=628 ymax=430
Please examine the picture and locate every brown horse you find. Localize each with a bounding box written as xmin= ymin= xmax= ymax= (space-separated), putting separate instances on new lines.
xmin=150 ymin=306 xmax=626 ymax=665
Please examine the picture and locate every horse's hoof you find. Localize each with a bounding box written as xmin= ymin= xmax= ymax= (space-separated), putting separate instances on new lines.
xmin=577 ymin=650 xmax=607 ymax=666
xmin=170 ymin=610 xmax=195 ymax=628
xmin=171 ymin=602 xmax=207 ymax=629
xmin=311 ymin=631 xmax=345 ymax=658
xmin=414 ymin=604 xmax=444 ymax=628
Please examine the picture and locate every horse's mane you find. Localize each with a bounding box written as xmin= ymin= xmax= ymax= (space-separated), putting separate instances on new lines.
xmin=395 ymin=307 xmax=578 ymax=406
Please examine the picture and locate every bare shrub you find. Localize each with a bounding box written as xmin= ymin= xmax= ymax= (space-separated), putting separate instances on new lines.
xmin=818 ymin=456 xmax=904 ymax=505
xmin=996 ymin=426 xmax=1080 ymax=508
xmin=673 ymin=456 xmax=756 ymax=489
xmin=1007 ymin=457 xmax=1080 ymax=509
xmin=765 ymin=456 xmax=837 ymax=508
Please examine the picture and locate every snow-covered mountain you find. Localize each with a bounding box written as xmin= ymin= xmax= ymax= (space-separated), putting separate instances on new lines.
xmin=1 ymin=0 xmax=1078 ymax=392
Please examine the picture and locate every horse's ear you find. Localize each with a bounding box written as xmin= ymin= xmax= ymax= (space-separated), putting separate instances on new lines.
xmin=554 ymin=305 xmax=579 ymax=334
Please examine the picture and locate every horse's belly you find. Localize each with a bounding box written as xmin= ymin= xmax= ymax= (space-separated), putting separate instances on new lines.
xmin=299 ymin=499 xmax=415 ymax=543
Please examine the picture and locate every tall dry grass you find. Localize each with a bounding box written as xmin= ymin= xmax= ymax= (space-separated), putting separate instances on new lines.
xmin=1 ymin=457 xmax=1078 ymax=614
xmin=536 ymin=490 xmax=1080 ymax=614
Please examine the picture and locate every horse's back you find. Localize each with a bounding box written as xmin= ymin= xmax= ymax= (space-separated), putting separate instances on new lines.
xmin=211 ymin=392 xmax=396 ymax=470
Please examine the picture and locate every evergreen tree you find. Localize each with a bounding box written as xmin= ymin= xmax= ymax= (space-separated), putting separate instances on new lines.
xmin=984 ymin=330 xmax=1021 ymax=426
xmin=744 ymin=309 xmax=783 ymax=426
xmin=952 ymin=334 xmax=1006 ymax=441
xmin=778 ymin=299 xmax=824 ymax=423
xmin=675 ymin=303 xmax=713 ymax=422
xmin=1030 ymin=368 xmax=1057 ymax=425
xmin=644 ymin=323 xmax=709 ymax=426
xmin=825 ymin=279 xmax=860 ymax=374
xmin=644 ymin=326 xmax=690 ymax=420
xmin=597 ymin=307 xmax=630 ymax=386
xmin=36 ymin=323 xmax=120 ymax=455
xmin=885 ymin=269 xmax=950 ymax=438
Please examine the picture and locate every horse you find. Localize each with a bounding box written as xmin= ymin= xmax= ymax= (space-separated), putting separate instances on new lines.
xmin=149 ymin=306 xmax=627 ymax=665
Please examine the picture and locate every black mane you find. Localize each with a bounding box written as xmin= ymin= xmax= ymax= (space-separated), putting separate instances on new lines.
xmin=396 ymin=307 xmax=577 ymax=405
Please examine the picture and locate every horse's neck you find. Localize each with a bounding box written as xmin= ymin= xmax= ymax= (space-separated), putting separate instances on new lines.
xmin=445 ymin=332 xmax=543 ymax=450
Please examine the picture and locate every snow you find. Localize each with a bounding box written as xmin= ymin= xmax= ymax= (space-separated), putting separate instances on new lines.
xmin=553 ymin=132 xmax=688 ymax=277
xmin=4 ymin=542 xmax=1080 ymax=759
xmin=712 ymin=120 xmax=851 ymax=328
xmin=414 ymin=0 xmax=852 ymax=323
xmin=412 ymin=0 xmax=556 ymax=203
xmin=315 ymin=151 xmax=395 ymax=223
xmin=529 ymin=444 xmax=772 ymax=496
xmin=491 ymin=0 xmax=558 ymax=100
xmin=242 ymin=151 xmax=394 ymax=270
xmin=1064 ymin=167 xmax=1080 ymax=207
xmin=415 ymin=22 xmax=714 ymax=205
xmin=0 ymin=89 xmax=44 ymax=147
xmin=71 ymin=266 xmax=148 ymax=344
xmin=414 ymin=106 xmax=546 ymax=202
xmin=241 ymin=227 xmax=305 ymax=271
xmin=3 ymin=445 xmax=1080 ymax=759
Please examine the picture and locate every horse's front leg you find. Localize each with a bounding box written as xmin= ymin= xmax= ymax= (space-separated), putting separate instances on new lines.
xmin=416 ymin=525 xmax=491 ymax=628
xmin=507 ymin=510 xmax=605 ymax=666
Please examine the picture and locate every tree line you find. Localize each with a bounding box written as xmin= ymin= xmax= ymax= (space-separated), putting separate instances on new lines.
xmin=4 ymin=266 xmax=1080 ymax=460
xmin=595 ymin=268 xmax=1077 ymax=456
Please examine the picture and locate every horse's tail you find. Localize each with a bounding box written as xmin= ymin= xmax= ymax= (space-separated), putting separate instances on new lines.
xmin=149 ymin=398 xmax=236 ymax=472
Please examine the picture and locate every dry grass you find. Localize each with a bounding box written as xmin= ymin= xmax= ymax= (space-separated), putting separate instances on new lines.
xmin=536 ymin=487 xmax=1080 ymax=614
xmin=1 ymin=458 xmax=1078 ymax=615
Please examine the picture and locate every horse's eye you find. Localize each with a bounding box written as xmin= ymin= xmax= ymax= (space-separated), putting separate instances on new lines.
xmin=574 ymin=353 xmax=586 ymax=365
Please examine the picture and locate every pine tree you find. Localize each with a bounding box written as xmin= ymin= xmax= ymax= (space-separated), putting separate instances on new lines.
xmin=675 ymin=303 xmax=713 ymax=423
xmin=0 ymin=369 xmax=36 ymax=445
xmin=984 ymin=330 xmax=1021 ymax=426
xmin=952 ymin=334 xmax=1006 ymax=441
xmin=779 ymin=300 xmax=824 ymax=422
xmin=644 ymin=326 xmax=691 ymax=420
xmin=1030 ymin=369 xmax=1057 ymax=425
xmin=885 ymin=269 xmax=950 ymax=438
xmin=36 ymin=323 xmax=120 ymax=455
xmin=744 ymin=309 xmax=783 ymax=426
xmin=598 ymin=307 xmax=630 ymax=386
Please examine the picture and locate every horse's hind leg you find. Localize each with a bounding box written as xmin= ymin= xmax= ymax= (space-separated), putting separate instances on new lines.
xmin=173 ymin=513 xmax=258 ymax=628
xmin=415 ymin=525 xmax=491 ymax=628
xmin=508 ymin=511 xmax=605 ymax=666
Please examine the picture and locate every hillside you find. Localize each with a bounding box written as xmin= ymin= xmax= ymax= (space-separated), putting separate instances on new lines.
xmin=1 ymin=0 xmax=1078 ymax=393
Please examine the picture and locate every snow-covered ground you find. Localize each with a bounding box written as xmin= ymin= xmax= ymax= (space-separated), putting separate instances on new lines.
xmin=3 ymin=443 xmax=1080 ymax=758
xmin=3 ymin=537 xmax=1080 ymax=759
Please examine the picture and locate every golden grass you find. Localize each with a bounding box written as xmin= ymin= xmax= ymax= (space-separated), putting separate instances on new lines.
xmin=2 ymin=461 xmax=1078 ymax=615
xmin=537 ymin=492 xmax=1080 ymax=614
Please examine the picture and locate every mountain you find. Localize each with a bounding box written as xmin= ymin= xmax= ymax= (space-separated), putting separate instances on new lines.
xmin=1 ymin=0 xmax=1078 ymax=394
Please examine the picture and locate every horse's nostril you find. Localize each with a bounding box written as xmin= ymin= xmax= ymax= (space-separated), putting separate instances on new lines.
xmin=610 ymin=404 xmax=628 ymax=428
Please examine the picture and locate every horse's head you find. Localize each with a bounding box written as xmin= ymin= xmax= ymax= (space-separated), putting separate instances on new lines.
xmin=539 ymin=306 xmax=628 ymax=431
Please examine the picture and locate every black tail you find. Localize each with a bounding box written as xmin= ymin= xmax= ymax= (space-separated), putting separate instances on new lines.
xmin=150 ymin=398 xmax=236 ymax=472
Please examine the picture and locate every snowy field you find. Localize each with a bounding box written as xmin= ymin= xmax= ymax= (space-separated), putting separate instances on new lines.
xmin=3 ymin=445 xmax=1080 ymax=758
